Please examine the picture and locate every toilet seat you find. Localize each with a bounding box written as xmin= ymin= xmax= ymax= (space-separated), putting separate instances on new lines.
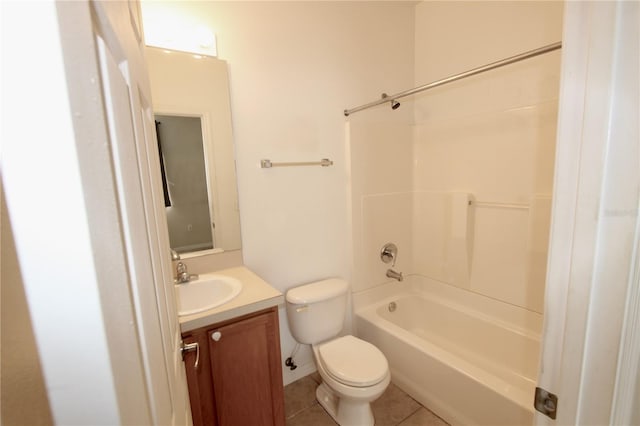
xmin=318 ymin=335 xmax=388 ymax=387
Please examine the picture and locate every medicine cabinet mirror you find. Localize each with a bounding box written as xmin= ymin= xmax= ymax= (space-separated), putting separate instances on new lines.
xmin=146 ymin=46 xmax=242 ymax=256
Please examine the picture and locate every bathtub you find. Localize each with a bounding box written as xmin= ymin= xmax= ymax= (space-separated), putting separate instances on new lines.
xmin=354 ymin=276 xmax=542 ymax=426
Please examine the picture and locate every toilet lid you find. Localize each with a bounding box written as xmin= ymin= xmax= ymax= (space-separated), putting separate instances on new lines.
xmin=318 ymin=335 xmax=388 ymax=387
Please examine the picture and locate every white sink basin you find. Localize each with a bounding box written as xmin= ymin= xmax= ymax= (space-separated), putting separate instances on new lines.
xmin=175 ymin=273 xmax=243 ymax=316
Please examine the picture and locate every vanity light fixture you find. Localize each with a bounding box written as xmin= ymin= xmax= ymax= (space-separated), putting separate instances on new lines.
xmin=195 ymin=27 xmax=216 ymax=50
xmin=146 ymin=25 xmax=217 ymax=58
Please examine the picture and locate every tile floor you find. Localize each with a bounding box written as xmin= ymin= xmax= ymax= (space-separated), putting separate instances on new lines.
xmin=284 ymin=373 xmax=449 ymax=426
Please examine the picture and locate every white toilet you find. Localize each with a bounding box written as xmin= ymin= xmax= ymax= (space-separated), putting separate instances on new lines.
xmin=285 ymin=278 xmax=390 ymax=426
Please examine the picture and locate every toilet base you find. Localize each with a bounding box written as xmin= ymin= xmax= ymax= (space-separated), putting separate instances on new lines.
xmin=316 ymin=382 xmax=375 ymax=426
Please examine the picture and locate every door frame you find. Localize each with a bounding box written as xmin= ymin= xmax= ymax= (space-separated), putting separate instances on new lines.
xmin=535 ymin=1 xmax=639 ymax=424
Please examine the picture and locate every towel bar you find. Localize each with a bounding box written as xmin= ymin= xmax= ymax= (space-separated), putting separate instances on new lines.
xmin=260 ymin=158 xmax=334 ymax=168
xmin=469 ymin=200 xmax=529 ymax=210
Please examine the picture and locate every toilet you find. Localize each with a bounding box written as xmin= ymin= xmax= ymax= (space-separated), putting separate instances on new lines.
xmin=285 ymin=278 xmax=390 ymax=426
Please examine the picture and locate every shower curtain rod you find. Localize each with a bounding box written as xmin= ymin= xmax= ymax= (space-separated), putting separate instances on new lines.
xmin=343 ymin=41 xmax=562 ymax=117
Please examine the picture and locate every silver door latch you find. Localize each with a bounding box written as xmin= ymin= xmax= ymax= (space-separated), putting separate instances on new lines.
xmin=180 ymin=341 xmax=199 ymax=369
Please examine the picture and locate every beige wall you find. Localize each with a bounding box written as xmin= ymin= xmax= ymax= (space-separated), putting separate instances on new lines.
xmin=1 ymin=189 xmax=53 ymax=425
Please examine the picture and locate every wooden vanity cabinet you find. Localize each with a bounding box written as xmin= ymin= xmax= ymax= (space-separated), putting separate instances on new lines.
xmin=181 ymin=307 xmax=285 ymax=426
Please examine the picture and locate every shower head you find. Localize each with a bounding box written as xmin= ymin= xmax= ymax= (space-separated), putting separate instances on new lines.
xmin=381 ymin=93 xmax=400 ymax=111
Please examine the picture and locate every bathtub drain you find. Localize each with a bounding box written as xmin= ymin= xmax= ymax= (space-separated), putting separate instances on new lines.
xmin=388 ymin=301 xmax=397 ymax=312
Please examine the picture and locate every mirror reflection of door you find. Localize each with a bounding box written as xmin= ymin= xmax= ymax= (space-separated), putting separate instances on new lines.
xmin=155 ymin=114 xmax=214 ymax=253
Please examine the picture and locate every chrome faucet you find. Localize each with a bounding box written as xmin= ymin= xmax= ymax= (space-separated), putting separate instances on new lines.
xmin=386 ymin=269 xmax=403 ymax=282
xmin=381 ymin=243 xmax=403 ymax=281
xmin=175 ymin=261 xmax=199 ymax=284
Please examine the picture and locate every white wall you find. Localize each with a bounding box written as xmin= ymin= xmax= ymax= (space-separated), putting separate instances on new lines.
xmin=141 ymin=1 xmax=416 ymax=384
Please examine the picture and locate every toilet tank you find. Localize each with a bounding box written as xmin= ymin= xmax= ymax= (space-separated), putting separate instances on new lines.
xmin=285 ymin=278 xmax=349 ymax=345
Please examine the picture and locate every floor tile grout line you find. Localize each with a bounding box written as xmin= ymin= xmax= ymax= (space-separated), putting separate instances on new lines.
xmin=393 ymin=404 xmax=423 ymax=426
xmin=286 ymin=400 xmax=321 ymax=420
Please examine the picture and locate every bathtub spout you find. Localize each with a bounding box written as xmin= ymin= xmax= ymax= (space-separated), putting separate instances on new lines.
xmin=386 ymin=269 xmax=403 ymax=282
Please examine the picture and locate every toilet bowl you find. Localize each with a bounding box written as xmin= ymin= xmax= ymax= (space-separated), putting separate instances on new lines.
xmin=313 ymin=335 xmax=390 ymax=426
xmin=285 ymin=279 xmax=390 ymax=426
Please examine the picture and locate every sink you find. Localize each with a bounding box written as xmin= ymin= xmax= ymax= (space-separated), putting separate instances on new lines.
xmin=175 ymin=273 xmax=243 ymax=316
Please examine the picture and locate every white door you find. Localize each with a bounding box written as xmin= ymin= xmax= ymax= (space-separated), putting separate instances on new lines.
xmin=2 ymin=1 xmax=190 ymax=424
xmin=535 ymin=1 xmax=640 ymax=425
xmin=91 ymin=1 xmax=191 ymax=424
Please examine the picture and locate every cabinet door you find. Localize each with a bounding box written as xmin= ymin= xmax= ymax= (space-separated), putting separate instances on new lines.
xmin=208 ymin=310 xmax=285 ymax=426
xmin=183 ymin=331 xmax=217 ymax=426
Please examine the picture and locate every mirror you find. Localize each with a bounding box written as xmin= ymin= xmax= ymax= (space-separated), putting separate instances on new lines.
xmin=146 ymin=47 xmax=242 ymax=255
xmin=155 ymin=114 xmax=214 ymax=252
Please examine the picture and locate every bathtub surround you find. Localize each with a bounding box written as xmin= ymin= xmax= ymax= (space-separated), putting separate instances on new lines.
xmin=410 ymin=1 xmax=561 ymax=313
xmin=414 ymin=191 xmax=474 ymax=290
xmin=348 ymin=2 xmax=561 ymax=425
xmin=350 ymin=2 xmax=562 ymax=308
xmin=352 ymin=188 xmax=554 ymax=312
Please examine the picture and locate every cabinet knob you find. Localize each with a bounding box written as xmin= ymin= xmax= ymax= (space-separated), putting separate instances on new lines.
xmin=211 ymin=331 xmax=222 ymax=341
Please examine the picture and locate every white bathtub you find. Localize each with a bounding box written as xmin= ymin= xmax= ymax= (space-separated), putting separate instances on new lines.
xmin=354 ymin=277 xmax=542 ymax=426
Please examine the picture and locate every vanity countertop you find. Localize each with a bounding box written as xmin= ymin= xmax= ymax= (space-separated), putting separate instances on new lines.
xmin=178 ymin=266 xmax=283 ymax=332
